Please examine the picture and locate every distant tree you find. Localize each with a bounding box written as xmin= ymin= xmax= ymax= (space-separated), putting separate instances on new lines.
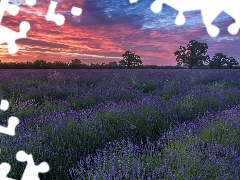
xmin=52 ymin=61 xmax=68 ymax=69
xmin=108 ymin=61 xmax=118 ymax=66
xmin=208 ymin=53 xmax=226 ymax=69
xmin=107 ymin=61 xmax=119 ymax=68
xmin=119 ymin=51 xmax=142 ymax=68
xmin=174 ymin=40 xmax=210 ymax=69
xmin=24 ymin=62 xmax=34 ymax=68
xmin=33 ymin=60 xmax=48 ymax=69
xmin=225 ymin=57 xmax=239 ymax=69
xmin=69 ymin=59 xmax=83 ymax=68
xmin=208 ymin=53 xmax=239 ymax=69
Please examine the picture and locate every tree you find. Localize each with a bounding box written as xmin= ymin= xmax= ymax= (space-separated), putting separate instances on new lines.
xmin=33 ymin=60 xmax=48 ymax=69
xmin=119 ymin=51 xmax=142 ymax=68
xmin=69 ymin=59 xmax=83 ymax=68
xmin=174 ymin=40 xmax=209 ymax=69
xmin=209 ymin=53 xmax=227 ymax=69
xmin=208 ymin=53 xmax=238 ymax=69
xmin=225 ymin=57 xmax=239 ymax=69
xmin=52 ymin=61 xmax=68 ymax=69
xmin=107 ymin=61 xmax=119 ymax=68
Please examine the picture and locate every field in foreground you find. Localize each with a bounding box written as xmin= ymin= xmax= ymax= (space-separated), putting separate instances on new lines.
xmin=0 ymin=69 xmax=240 ymax=179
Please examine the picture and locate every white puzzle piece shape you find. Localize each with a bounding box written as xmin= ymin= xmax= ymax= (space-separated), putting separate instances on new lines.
xmin=0 ymin=0 xmax=20 ymax=23
xmin=131 ymin=0 xmax=240 ymax=37
xmin=0 ymin=99 xmax=9 ymax=111
xmin=0 ymin=21 xmax=30 ymax=54
xmin=71 ymin=6 xmax=82 ymax=16
xmin=16 ymin=151 xmax=50 ymax=180
xmin=46 ymin=1 xmax=65 ymax=26
xmin=0 ymin=163 xmax=16 ymax=180
xmin=0 ymin=116 xmax=19 ymax=136
xmin=25 ymin=0 xmax=36 ymax=6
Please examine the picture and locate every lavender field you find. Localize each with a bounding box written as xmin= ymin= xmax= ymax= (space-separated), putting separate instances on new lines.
xmin=1 ymin=69 xmax=240 ymax=179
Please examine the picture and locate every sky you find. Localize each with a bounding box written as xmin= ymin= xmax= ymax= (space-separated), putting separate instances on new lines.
xmin=0 ymin=0 xmax=240 ymax=66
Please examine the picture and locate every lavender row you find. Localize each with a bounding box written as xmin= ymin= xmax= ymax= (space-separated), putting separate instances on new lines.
xmin=1 ymin=69 xmax=240 ymax=179
xmin=70 ymin=105 xmax=240 ymax=179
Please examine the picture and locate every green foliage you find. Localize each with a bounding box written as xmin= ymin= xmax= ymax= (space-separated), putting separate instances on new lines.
xmin=69 ymin=59 xmax=84 ymax=69
xmin=174 ymin=40 xmax=210 ymax=69
xmin=2 ymin=69 xmax=240 ymax=179
xmin=199 ymin=118 xmax=240 ymax=152
xmin=208 ymin=53 xmax=239 ymax=69
xmin=119 ymin=51 xmax=143 ymax=68
xmin=208 ymin=81 xmax=232 ymax=90
xmin=172 ymin=94 xmax=221 ymax=121
xmin=91 ymin=104 xmax=165 ymax=144
xmin=226 ymin=57 xmax=239 ymax=69
xmin=22 ymin=92 xmax=45 ymax=105
xmin=222 ymin=90 xmax=240 ymax=105
xmin=24 ymin=80 xmax=40 ymax=88
xmin=33 ymin=60 xmax=48 ymax=69
xmin=131 ymin=77 xmax=157 ymax=93
xmin=161 ymin=88 xmax=180 ymax=100
xmin=209 ymin=53 xmax=228 ymax=69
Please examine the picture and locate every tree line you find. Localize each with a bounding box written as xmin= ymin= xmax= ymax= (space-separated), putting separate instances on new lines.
xmin=0 ymin=59 xmax=183 ymax=69
xmin=174 ymin=40 xmax=239 ymax=69
xmin=0 ymin=40 xmax=239 ymax=69
xmin=118 ymin=41 xmax=239 ymax=69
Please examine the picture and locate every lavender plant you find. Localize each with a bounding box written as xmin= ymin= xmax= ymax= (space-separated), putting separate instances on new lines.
xmin=0 ymin=69 xmax=240 ymax=179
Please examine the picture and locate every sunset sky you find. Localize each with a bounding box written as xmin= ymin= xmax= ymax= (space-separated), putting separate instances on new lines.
xmin=1 ymin=0 xmax=240 ymax=65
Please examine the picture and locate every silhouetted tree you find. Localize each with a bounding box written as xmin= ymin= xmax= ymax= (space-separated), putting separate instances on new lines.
xmin=174 ymin=40 xmax=210 ymax=69
xmin=226 ymin=57 xmax=239 ymax=69
xmin=208 ymin=53 xmax=225 ymax=69
xmin=119 ymin=51 xmax=142 ymax=68
xmin=69 ymin=59 xmax=83 ymax=68
xmin=208 ymin=53 xmax=239 ymax=69
xmin=33 ymin=60 xmax=48 ymax=69
xmin=107 ymin=61 xmax=119 ymax=68
xmin=108 ymin=61 xmax=118 ymax=66
xmin=52 ymin=61 xmax=68 ymax=69
xmin=24 ymin=62 xmax=34 ymax=68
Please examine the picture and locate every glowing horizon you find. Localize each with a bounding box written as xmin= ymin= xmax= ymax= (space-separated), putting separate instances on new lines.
xmin=0 ymin=0 xmax=240 ymax=66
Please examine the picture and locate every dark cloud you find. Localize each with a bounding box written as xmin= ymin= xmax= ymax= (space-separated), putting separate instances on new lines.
xmin=16 ymin=38 xmax=70 ymax=48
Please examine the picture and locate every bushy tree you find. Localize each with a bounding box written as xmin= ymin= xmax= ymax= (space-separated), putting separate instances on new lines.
xmin=69 ymin=59 xmax=84 ymax=68
xmin=52 ymin=61 xmax=68 ymax=69
xmin=33 ymin=60 xmax=48 ymax=69
xmin=226 ymin=57 xmax=239 ymax=69
xmin=174 ymin=40 xmax=210 ymax=69
xmin=209 ymin=53 xmax=226 ymax=69
xmin=119 ymin=51 xmax=142 ymax=68
xmin=209 ymin=53 xmax=239 ymax=69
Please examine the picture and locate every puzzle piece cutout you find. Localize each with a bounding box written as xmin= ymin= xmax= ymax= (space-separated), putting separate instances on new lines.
xmin=0 ymin=21 xmax=30 ymax=54
xmin=0 ymin=116 xmax=19 ymax=136
xmin=129 ymin=0 xmax=138 ymax=3
xmin=46 ymin=1 xmax=65 ymax=26
xmin=131 ymin=0 xmax=240 ymax=37
xmin=46 ymin=1 xmax=82 ymax=25
xmin=0 ymin=0 xmax=20 ymax=23
xmin=0 ymin=151 xmax=49 ymax=180
xmin=71 ymin=6 xmax=82 ymax=16
xmin=0 ymin=0 xmax=82 ymax=54
xmin=0 ymin=0 xmax=35 ymax=54
xmin=0 ymin=99 xmax=49 ymax=179
xmin=0 ymin=100 xmax=19 ymax=136
xmin=0 ymin=163 xmax=16 ymax=180
xmin=16 ymin=151 xmax=49 ymax=180
xmin=0 ymin=99 xmax=9 ymax=111
xmin=25 ymin=0 xmax=36 ymax=6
